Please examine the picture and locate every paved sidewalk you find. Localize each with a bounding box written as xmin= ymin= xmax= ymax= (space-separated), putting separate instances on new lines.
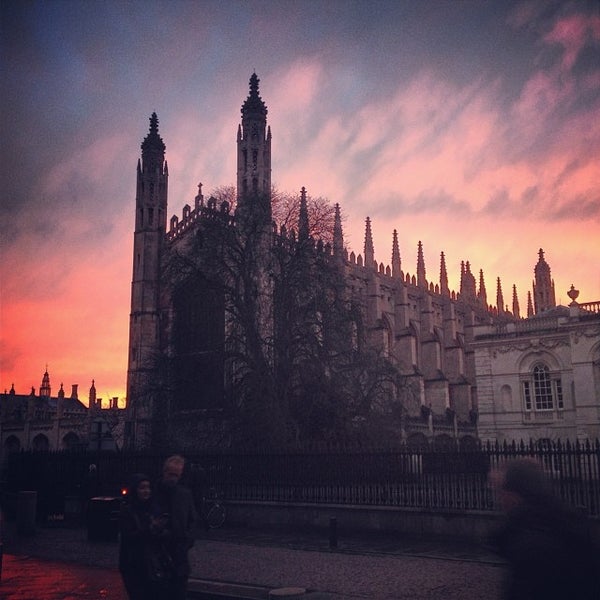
xmin=2 ymin=523 xmax=506 ymax=599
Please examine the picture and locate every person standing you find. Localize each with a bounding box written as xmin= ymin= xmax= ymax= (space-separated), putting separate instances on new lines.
xmin=490 ymin=458 xmax=600 ymax=600
xmin=153 ymin=455 xmax=197 ymax=600
xmin=118 ymin=473 xmax=156 ymax=600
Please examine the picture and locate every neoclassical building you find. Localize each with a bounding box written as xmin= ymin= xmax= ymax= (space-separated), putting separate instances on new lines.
xmin=125 ymin=74 xmax=563 ymax=450
xmin=473 ymin=288 xmax=600 ymax=443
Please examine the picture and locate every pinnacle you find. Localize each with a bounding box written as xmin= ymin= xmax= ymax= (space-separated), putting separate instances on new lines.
xmin=241 ymin=72 xmax=268 ymax=117
xmin=141 ymin=112 xmax=165 ymax=153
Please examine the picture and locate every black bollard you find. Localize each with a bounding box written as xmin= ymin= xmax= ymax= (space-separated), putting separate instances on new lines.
xmin=329 ymin=516 xmax=338 ymax=549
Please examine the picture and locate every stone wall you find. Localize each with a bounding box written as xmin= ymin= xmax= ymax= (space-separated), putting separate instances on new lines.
xmin=225 ymin=500 xmax=505 ymax=543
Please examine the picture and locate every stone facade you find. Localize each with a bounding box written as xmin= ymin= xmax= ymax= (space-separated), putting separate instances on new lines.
xmin=1 ymin=371 xmax=123 ymax=456
xmin=472 ymin=297 xmax=600 ymax=443
xmin=125 ymin=74 xmax=562 ymax=450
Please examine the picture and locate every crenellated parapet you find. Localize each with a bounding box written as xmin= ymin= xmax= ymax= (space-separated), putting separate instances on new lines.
xmin=166 ymin=194 xmax=234 ymax=242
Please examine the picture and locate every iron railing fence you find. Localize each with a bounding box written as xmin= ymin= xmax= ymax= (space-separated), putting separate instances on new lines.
xmin=2 ymin=439 xmax=599 ymax=519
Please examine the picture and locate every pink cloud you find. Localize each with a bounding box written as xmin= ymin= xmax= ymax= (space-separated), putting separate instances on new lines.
xmin=544 ymin=13 xmax=600 ymax=71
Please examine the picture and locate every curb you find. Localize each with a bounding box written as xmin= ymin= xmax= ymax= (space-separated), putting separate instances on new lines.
xmin=188 ymin=578 xmax=272 ymax=599
xmin=188 ymin=578 xmax=334 ymax=599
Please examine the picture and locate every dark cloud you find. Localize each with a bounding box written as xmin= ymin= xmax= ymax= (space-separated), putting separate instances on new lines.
xmin=549 ymin=196 xmax=600 ymax=221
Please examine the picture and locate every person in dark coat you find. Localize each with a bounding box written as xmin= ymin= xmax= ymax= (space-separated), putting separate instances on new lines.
xmin=490 ymin=458 xmax=600 ymax=600
xmin=152 ymin=455 xmax=197 ymax=600
xmin=119 ymin=473 xmax=169 ymax=600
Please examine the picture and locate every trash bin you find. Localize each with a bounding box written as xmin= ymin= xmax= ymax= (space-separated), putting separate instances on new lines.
xmin=87 ymin=497 xmax=120 ymax=542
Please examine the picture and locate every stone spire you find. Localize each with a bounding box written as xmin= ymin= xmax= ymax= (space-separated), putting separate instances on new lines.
xmin=496 ymin=278 xmax=505 ymax=314
xmin=527 ymin=291 xmax=534 ymax=317
xmin=298 ymin=187 xmax=309 ymax=241
xmin=512 ymin=284 xmax=520 ymax=318
xmin=460 ymin=261 xmax=476 ymax=300
xmin=439 ymin=252 xmax=449 ymax=296
xmin=333 ymin=203 xmax=344 ymax=259
xmin=478 ymin=269 xmax=488 ymax=307
xmin=141 ymin=112 xmax=166 ymax=174
xmin=241 ymin=72 xmax=268 ymax=119
xmin=533 ymin=248 xmax=556 ymax=314
xmin=364 ymin=217 xmax=375 ymax=269
xmin=392 ymin=230 xmax=401 ymax=279
xmin=416 ymin=241 xmax=426 ymax=288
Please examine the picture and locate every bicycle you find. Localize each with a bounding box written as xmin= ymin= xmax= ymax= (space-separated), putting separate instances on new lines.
xmin=201 ymin=487 xmax=226 ymax=529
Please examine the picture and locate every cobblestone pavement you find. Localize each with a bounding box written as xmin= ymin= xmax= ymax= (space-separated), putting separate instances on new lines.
xmin=2 ymin=523 xmax=507 ymax=599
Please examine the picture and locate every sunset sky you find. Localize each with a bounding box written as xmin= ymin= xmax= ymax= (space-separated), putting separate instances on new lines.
xmin=1 ymin=0 xmax=599 ymax=404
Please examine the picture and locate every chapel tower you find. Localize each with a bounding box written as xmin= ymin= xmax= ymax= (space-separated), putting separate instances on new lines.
xmin=234 ymin=74 xmax=274 ymax=366
xmin=126 ymin=113 xmax=168 ymax=447
xmin=236 ymin=73 xmax=272 ymax=225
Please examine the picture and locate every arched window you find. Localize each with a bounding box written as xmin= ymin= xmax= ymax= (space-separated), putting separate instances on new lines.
xmin=62 ymin=432 xmax=80 ymax=450
xmin=32 ymin=433 xmax=50 ymax=452
xmin=4 ymin=435 xmax=20 ymax=454
xmin=522 ymin=362 xmax=564 ymax=412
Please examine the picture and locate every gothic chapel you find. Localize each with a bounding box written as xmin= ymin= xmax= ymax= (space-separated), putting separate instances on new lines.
xmin=125 ymin=74 xmax=552 ymax=451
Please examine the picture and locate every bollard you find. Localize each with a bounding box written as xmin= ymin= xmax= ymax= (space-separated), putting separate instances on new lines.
xmin=17 ymin=491 xmax=37 ymax=536
xmin=329 ymin=516 xmax=337 ymax=549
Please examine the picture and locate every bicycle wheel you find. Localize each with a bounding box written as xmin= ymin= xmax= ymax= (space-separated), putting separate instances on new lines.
xmin=206 ymin=503 xmax=226 ymax=528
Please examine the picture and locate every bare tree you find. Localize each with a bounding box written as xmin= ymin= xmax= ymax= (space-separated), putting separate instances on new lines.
xmin=272 ymin=188 xmax=337 ymax=245
xmin=154 ymin=187 xmax=403 ymax=448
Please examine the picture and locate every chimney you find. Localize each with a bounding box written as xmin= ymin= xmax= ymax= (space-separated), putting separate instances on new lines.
xmin=71 ymin=384 xmax=79 ymax=399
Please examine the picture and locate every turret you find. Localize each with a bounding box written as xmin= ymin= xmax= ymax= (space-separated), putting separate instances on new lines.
xmin=459 ymin=261 xmax=476 ymax=301
xmin=478 ymin=269 xmax=487 ymax=307
xmin=236 ymin=73 xmax=272 ymax=227
xmin=40 ymin=367 xmax=51 ymax=398
xmin=416 ymin=241 xmax=426 ymax=288
xmin=126 ymin=112 xmax=169 ymax=448
xmin=333 ymin=203 xmax=344 ymax=261
xmin=512 ymin=284 xmax=520 ymax=318
xmin=89 ymin=379 xmax=97 ymax=410
xmin=533 ymin=248 xmax=556 ymax=314
xmin=391 ymin=230 xmax=401 ymax=279
xmin=496 ymin=278 xmax=505 ymax=315
xmin=57 ymin=383 xmax=65 ymax=418
xmin=298 ymin=187 xmax=309 ymax=241
xmin=364 ymin=217 xmax=375 ymax=269
xmin=527 ymin=291 xmax=534 ymax=317
xmin=439 ymin=252 xmax=449 ymax=296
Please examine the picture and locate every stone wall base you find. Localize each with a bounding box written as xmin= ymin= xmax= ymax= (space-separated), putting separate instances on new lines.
xmin=226 ymin=501 xmax=504 ymax=543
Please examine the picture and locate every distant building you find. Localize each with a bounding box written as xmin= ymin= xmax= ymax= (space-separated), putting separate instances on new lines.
xmin=0 ymin=370 xmax=124 ymax=456
xmin=125 ymin=73 xmax=574 ymax=451
xmin=473 ymin=288 xmax=600 ymax=443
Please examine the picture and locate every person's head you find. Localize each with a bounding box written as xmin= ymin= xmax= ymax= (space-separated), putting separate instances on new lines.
xmin=162 ymin=455 xmax=185 ymax=488
xmin=129 ymin=473 xmax=151 ymax=502
xmin=493 ymin=458 xmax=553 ymax=511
